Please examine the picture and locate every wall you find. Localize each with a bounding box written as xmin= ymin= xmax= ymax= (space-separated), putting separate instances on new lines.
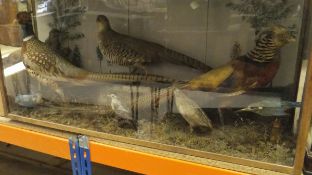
xmin=0 ymin=0 xmax=18 ymax=24
xmin=0 ymin=0 xmax=27 ymax=46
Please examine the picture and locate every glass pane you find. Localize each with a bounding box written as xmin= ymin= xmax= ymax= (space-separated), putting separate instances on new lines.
xmin=1 ymin=0 xmax=309 ymax=168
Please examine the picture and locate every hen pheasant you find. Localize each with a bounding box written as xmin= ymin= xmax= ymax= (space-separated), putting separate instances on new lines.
xmin=96 ymin=15 xmax=212 ymax=74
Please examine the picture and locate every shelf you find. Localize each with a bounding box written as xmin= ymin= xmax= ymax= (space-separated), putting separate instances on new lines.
xmin=0 ymin=119 xmax=248 ymax=175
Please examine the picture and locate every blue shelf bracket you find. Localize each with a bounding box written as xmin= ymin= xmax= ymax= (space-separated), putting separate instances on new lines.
xmin=69 ymin=135 xmax=92 ymax=175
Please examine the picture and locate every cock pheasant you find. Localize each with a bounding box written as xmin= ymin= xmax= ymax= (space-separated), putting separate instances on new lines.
xmin=183 ymin=25 xmax=296 ymax=93
xmin=96 ymin=15 xmax=212 ymax=74
xmin=146 ymin=25 xmax=295 ymax=130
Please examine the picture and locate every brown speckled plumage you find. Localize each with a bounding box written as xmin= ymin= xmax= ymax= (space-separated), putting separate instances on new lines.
xmin=20 ymin=37 xmax=178 ymax=101
xmin=96 ymin=15 xmax=212 ymax=73
xmin=21 ymin=38 xmax=176 ymax=83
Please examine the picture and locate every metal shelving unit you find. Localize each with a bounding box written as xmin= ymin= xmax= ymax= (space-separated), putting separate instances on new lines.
xmin=0 ymin=120 xmax=247 ymax=175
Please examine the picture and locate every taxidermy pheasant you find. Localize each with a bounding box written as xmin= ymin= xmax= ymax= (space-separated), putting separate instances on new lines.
xmin=96 ymin=15 xmax=212 ymax=74
xmin=122 ymin=25 xmax=295 ymax=133
xmin=182 ymin=25 xmax=296 ymax=93
xmin=16 ymin=12 xmax=177 ymax=100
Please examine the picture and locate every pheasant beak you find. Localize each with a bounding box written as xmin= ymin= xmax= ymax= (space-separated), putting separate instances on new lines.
xmin=287 ymin=30 xmax=297 ymax=43
xmin=236 ymin=107 xmax=253 ymax=113
xmin=288 ymin=35 xmax=296 ymax=43
xmin=107 ymin=94 xmax=115 ymax=98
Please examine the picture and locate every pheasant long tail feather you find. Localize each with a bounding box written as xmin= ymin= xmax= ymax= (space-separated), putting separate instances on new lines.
xmin=159 ymin=49 xmax=212 ymax=72
xmin=85 ymin=72 xmax=176 ymax=84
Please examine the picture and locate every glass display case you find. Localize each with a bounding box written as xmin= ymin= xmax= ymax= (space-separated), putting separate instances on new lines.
xmin=0 ymin=0 xmax=312 ymax=174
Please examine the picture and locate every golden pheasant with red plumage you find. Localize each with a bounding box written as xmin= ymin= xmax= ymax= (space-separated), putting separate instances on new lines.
xmin=182 ymin=25 xmax=296 ymax=93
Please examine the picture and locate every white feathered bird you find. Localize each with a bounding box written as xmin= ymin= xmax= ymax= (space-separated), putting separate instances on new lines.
xmin=107 ymin=94 xmax=133 ymax=121
xmin=174 ymin=89 xmax=212 ymax=133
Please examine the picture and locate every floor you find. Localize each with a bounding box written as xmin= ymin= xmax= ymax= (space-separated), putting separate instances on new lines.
xmin=0 ymin=142 xmax=139 ymax=175
xmin=0 ymin=155 xmax=68 ymax=175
